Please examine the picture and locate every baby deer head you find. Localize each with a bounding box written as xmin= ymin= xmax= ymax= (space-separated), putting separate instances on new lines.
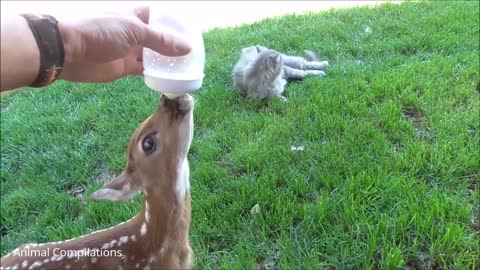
xmin=91 ymin=94 xmax=194 ymax=202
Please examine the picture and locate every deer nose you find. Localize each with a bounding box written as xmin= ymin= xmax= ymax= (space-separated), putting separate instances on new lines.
xmin=160 ymin=94 xmax=194 ymax=115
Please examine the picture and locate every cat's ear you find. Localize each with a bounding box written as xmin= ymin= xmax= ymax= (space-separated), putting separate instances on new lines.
xmin=256 ymin=45 xmax=269 ymax=53
xmin=274 ymin=54 xmax=282 ymax=66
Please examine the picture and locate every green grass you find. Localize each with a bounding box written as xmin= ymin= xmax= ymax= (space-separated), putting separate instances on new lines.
xmin=1 ymin=1 xmax=479 ymax=269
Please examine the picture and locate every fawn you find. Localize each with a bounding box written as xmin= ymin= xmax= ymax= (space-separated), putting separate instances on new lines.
xmin=1 ymin=95 xmax=195 ymax=270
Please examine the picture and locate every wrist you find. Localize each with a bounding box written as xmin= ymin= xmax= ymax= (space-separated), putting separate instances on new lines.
xmin=57 ymin=21 xmax=82 ymax=75
xmin=17 ymin=14 xmax=66 ymax=87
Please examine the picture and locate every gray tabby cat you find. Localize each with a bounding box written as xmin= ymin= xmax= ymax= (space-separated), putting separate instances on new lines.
xmin=232 ymin=45 xmax=329 ymax=100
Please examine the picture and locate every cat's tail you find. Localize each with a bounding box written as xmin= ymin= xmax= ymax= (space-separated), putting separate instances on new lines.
xmin=304 ymin=50 xmax=320 ymax=61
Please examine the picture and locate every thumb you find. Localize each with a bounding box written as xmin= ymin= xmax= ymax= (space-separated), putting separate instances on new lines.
xmin=139 ymin=25 xmax=192 ymax=57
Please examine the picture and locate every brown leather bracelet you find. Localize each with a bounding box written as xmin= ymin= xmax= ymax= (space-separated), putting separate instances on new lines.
xmin=20 ymin=14 xmax=64 ymax=87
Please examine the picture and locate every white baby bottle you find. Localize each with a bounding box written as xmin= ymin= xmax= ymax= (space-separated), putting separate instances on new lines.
xmin=143 ymin=7 xmax=205 ymax=98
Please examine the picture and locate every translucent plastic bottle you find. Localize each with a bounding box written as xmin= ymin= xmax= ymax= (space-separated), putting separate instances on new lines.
xmin=143 ymin=8 xmax=205 ymax=98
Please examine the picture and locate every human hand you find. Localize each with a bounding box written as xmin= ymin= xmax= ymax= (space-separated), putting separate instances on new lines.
xmin=58 ymin=7 xmax=191 ymax=83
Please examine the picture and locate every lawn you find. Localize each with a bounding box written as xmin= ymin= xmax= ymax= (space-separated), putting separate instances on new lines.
xmin=1 ymin=1 xmax=479 ymax=269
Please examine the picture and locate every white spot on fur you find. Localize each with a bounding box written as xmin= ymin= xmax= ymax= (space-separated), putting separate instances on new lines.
xmin=135 ymin=263 xmax=140 ymax=268
xmin=38 ymin=216 xmax=136 ymax=250
xmin=3 ymin=208 xmax=141 ymax=270
xmin=175 ymin=159 xmax=190 ymax=202
xmin=143 ymin=265 xmax=151 ymax=270
xmin=65 ymin=265 xmax=71 ymax=270
xmin=29 ymin=261 xmax=42 ymax=270
xmin=118 ymin=266 xmax=124 ymax=270
xmin=149 ymin=255 xmax=156 ymax=263
xmin=145 ymin=202 xmax=150 ymax=223
xmin=119 ymin=236 xmax=129 ymax=245
xmin=140 ymin=223 xmax=147 ymax=236
xmin=130 ymin=235 xmax=137 ymax=242
xmin=109 ymin=239 xmax=117 ymax=248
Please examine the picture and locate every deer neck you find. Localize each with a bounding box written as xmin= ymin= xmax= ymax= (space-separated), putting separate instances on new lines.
xmin=139 ymin=157 xmax=190 ymax=247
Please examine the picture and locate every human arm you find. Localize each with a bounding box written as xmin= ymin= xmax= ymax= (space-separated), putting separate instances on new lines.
xmin=0 ymin=15 xmax=41 ymax=91
xmin=0 ymin=7 xmax=191 ymax=92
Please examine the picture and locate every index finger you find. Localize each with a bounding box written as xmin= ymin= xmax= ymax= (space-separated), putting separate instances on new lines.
xmin=141 ymin=26 xmax=192 ymax=57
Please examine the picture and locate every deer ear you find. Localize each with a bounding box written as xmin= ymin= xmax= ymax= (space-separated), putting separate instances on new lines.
xmin=90 ymin=173 xmax=140 ymax=201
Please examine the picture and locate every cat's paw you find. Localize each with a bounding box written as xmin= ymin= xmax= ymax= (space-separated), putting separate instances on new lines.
xmin=316 ymin=61 xmax=329 ymax=70
xmin=278 ymin=96 xmax=288 ymax=102
xmin=306 ymin=60 xmax=329 ymax=70
xmin=307 ymin=70 xmax=327 ymax=77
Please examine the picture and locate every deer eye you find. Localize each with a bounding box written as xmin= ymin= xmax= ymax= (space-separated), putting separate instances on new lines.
xmin=142 ymin=135 xmax=156 ymax=154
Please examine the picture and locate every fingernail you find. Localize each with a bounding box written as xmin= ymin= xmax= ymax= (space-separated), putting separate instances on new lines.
xmin=175 ymin=38 xmax=192 ymax=55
